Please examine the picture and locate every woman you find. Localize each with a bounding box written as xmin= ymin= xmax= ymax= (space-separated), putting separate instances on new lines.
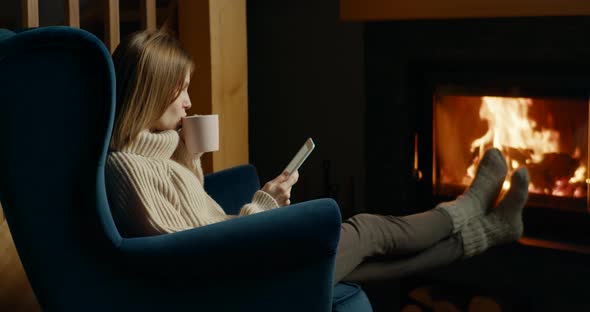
xmin=106 ymin=30 xmax=528 ymax=284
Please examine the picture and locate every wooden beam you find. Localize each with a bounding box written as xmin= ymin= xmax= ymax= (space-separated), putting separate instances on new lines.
xmin=104 ymin=0 xmax=120 ymax=53
xmin=208 ymin=0 xmax=249 ymax=173
xmin=21 ymin=0 xmax=39 ymax=28
xmin=341 ymin=0 xmax=590 ymax=21
xmin=178 ymin=0 xmax=249 ymax=173
xmin=65 ymin=0 xmax=80 ymax=28
xmin=178 ymin=0 xmax=213 ymax=173
xmin=140 ymin=0 xmax=157 ymax=31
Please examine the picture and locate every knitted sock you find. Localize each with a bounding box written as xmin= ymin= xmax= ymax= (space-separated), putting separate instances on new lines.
xmin=436 ymin=148 xmax=508 ymax=233
xmin=461 ymin=167 xmax=529 ymax=258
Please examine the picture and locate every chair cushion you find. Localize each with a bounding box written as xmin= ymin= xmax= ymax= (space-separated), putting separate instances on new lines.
xmin=0 ymin=29 xmax=15 ymax=41
xmin=332 ymin=282 xmax=373 ymax=312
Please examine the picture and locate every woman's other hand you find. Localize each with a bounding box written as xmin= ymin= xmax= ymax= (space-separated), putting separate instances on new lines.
xmin=262 ymin=170 xmax=299 ymax=206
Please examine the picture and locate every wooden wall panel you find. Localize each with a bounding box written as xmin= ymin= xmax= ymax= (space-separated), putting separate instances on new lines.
xmin=209 ymin=0 xmax=249 ymax=173
xmin=104 ymin=0 xmax=120 ymax=53
xmin=65 ymin=0 xmax=80 ymax=27
xmin=0 ymin=204 xmax=40 ymax=311
xmin=21 ymin=0 xmax=39 ymax=27
xmin=178 ymin=0 xmax=249 ymax=174
xmin=341 ymin=0 xmax=590 ymax=21
xmin=177 ymin=0 xmax=213 ymax=172
xmin=140 ymin=0 xmax=157 ymax=31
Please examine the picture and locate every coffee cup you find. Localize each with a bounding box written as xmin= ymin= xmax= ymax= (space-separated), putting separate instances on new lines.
xmin=181 ymin=114 xmax=219 ymax=154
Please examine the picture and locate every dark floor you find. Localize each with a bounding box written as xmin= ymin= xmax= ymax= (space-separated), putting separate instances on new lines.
xmin=360 ymin=242 xmax=590 ymax=312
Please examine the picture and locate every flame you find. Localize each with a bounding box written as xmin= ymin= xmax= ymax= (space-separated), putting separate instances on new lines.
xmin=470 ymin=97 xmax=559 ymax=163
xmin=569 ymin=165 xmax=587 ymax=184
xmin=465 ymin=96 xmax=586 ymax=198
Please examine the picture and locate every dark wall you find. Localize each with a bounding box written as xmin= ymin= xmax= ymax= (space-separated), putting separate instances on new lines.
xmin=247 ymin=0 xmax=366 ymax=218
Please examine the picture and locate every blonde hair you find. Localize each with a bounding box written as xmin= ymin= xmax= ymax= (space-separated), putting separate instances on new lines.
xmin=110 ymin=30 xmax=193 ymax=150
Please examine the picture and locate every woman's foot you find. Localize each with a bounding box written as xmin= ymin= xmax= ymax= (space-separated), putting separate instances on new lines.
xmin=461 ymin=167 xmax=529 ymax=258
xmin=436 ymin=148 xmax=508 ymax=233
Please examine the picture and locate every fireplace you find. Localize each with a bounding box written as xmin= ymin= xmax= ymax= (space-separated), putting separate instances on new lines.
xmin=365 ymin=16 xmax=590 ymax=252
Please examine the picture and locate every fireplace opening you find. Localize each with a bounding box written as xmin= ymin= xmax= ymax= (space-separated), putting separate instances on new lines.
xmin=410 ymin=71 xmax=590 ymax=251
xmin=413 ymin=78 xmax=590 ymax=252
xmin=433 ymin=93 xmax=589 ymax=213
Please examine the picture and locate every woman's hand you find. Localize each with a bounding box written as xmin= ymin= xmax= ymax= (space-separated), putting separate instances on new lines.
xmin=262 ymin=170 xmax=299 ymax=206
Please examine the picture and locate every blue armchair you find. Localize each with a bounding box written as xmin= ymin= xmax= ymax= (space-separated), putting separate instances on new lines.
xmin=0 ymin=26 xmax=371 ymax=311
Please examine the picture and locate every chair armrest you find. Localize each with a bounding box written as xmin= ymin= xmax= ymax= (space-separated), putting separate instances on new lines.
xmin=118 ymin=198 xmax=342 ymax=279
xmin=204 ymin=164 xmax=261 ymax=215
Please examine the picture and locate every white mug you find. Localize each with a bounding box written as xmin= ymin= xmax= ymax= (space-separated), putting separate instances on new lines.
xmin=181 ymin=114 xmax=219 ymax=154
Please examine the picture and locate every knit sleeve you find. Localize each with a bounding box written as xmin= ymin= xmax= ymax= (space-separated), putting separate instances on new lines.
xmin=237 ymin=190 xmax=280 ymax=216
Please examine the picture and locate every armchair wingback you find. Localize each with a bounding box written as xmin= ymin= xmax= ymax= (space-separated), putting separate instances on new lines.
xmin=0 ymin=26 xmax=371 ymax=311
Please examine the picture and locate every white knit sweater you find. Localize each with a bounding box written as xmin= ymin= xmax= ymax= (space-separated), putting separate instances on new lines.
xmin=105 ymin=130 xmax=279 ymax=237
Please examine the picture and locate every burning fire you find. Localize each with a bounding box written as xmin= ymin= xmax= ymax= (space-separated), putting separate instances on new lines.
xmin=466 ymin=96 xmax=587 ymax=198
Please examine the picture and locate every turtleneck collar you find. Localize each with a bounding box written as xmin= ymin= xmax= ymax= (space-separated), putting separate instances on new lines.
xmin=121 ymin=130 xmax=179 ymax=159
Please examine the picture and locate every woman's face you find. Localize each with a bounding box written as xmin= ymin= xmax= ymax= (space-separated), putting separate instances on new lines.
xmin=152 ymin=71 xmax=192 ymax=131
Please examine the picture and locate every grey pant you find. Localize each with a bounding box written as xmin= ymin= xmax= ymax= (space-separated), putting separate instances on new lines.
xmin=335 ymin=209 xmax=463 ymax=284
